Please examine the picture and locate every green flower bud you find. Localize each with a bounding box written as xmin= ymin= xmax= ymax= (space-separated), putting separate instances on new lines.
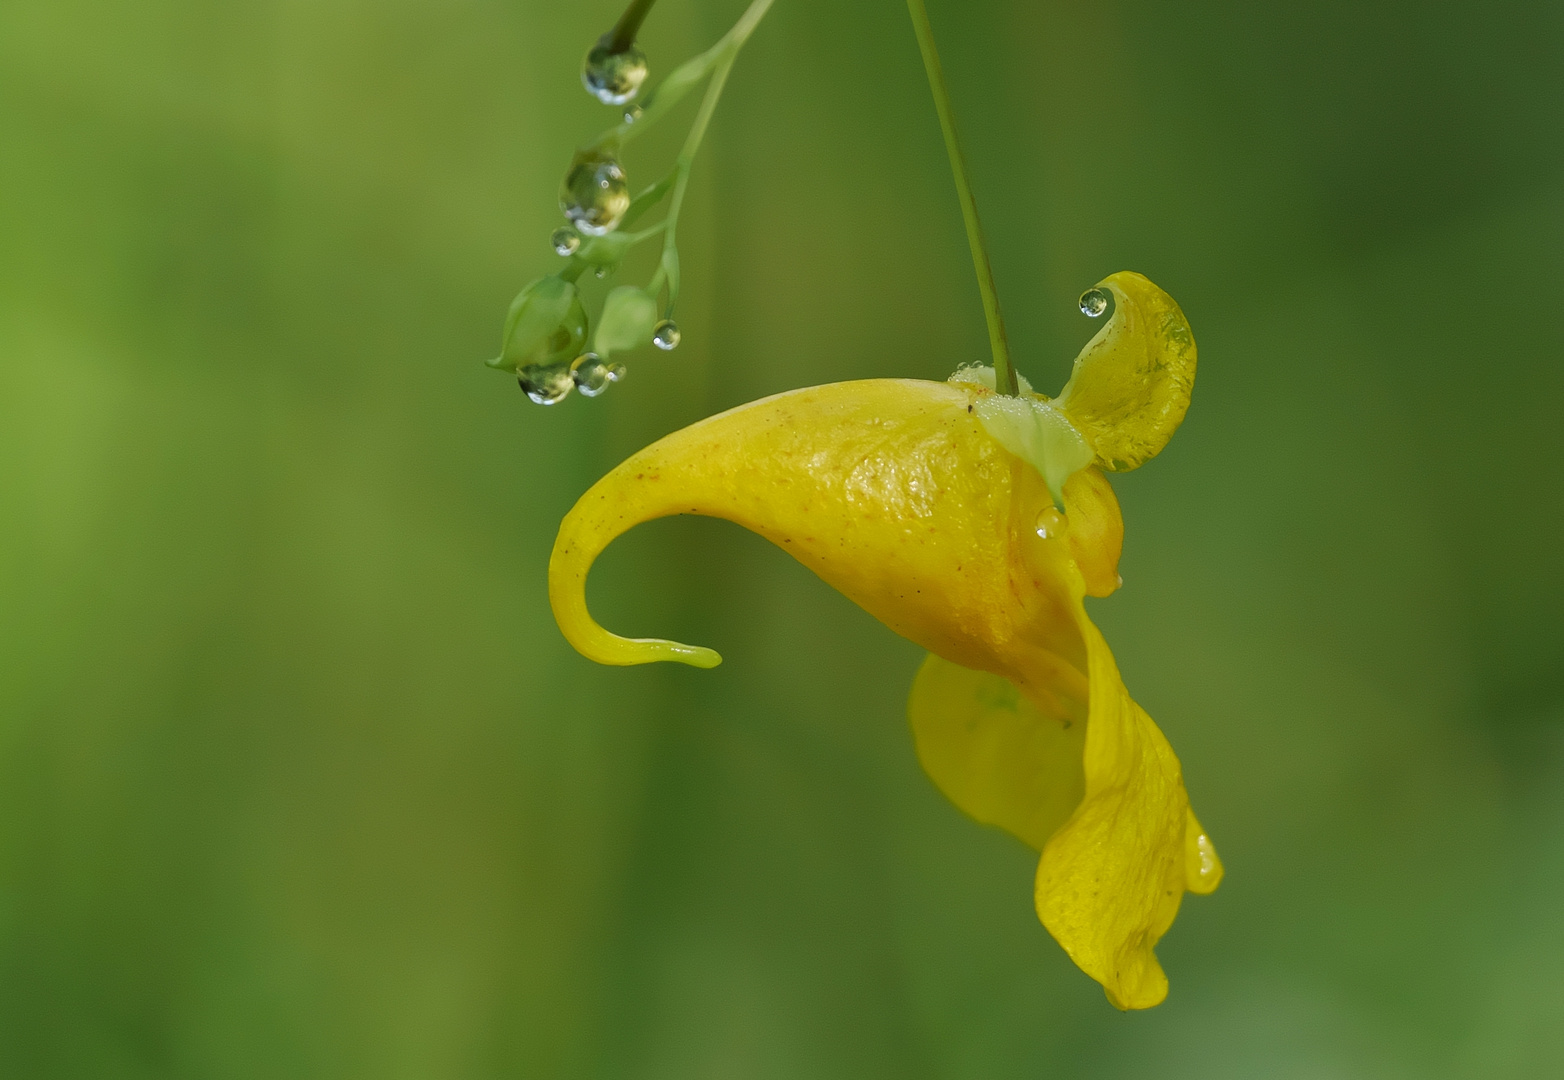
xmin=490 ymin=276 xmax=588 ymax=373
xmin=593 ymin=286 xmax=658 ymax=358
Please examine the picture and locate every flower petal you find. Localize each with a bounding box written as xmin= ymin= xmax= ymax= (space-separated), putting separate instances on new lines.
xmin=1035 ymin=603 xmax=1193 ymax=1011
xmin=1057 ymin=271 xmax=1196 ymax=472
xmin=908 ymin=597 xmax=1217 ymax=1011
xmin=908 ymin=652 xmax=1086 ymax=852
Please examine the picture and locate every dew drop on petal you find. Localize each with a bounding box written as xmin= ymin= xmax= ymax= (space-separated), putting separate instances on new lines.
xmin=582 ymin=43 xmax=649 ymax=106
xmin=1078 ymin=288 xmax=1109 ymax=317
xmin=1192 ymin=832 xmax=1220 ymax=886
xmin=652 ymin=319 xmax=681 ymax=351
xmin=571 ymin=353 xmax=623 ymax=397
xmin=561 ymin=153 xmax=630 ymax=236
xmin=1035 ymin=506 xmax=1070 ymax=540
xmin=551 ymin=227 xmax=581 ymax=256
xmin=519 ymin=361 xmax=575 ymax=405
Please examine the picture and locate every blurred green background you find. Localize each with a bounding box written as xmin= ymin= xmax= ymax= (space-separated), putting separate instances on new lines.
xmin=2 ymin=0 xmax=1562 ymax=1075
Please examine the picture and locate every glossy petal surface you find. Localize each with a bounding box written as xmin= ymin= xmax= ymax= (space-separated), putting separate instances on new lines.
xmin=549 ymin=379 xmax=1122 ymax=674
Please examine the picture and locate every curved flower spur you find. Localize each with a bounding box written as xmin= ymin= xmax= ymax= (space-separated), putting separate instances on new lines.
xmin=549 ymin=272 xmax=1222 ymax=1009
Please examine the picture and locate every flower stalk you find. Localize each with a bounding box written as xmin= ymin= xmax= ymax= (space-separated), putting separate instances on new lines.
xmin=905 ymin=0 xmax=1017 ymax=395
xmin=605 ymin=0 xmax=658 ymax=54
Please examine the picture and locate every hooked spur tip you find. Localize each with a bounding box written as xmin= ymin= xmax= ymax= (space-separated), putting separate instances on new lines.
xmin=660 ymin=641 xmax=723 ymax=669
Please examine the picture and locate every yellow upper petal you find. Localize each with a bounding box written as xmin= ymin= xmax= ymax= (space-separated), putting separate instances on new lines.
xmin=1057 ymin=271 xmax=1197 ymax=472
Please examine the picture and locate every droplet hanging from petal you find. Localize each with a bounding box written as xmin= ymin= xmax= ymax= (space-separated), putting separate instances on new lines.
xmin=1035 ymin=506 xmax=1070 ymax=540
xmin=1078 ymin=287 xmax=1109 ymax=317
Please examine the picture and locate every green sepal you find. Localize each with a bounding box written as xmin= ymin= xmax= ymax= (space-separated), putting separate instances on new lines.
xmin=970 ymin=391 xmax=1095 ymax=508
xmin=489 ymin=276 xmax=588 ymax=373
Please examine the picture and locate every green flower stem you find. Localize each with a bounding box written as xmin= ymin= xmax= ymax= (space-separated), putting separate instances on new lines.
xmin=559 ymin=222 xmax=667 ymax=284
xmin=605 ymin=0 xmax=658 ymax=53
xmin=905 ymin=0 xmax=1016 ymax=395
xmin=644 ymin=0 xmax=774 ymax=310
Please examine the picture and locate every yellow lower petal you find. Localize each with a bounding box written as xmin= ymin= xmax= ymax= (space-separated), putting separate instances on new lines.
xmin=909 ymin=598 xmax=1220 ymax=1011
xmin=908 ymin=653 xmax=1086 ymax=852
xmin=1035 ymin=608 xmax=1191 ymax=1011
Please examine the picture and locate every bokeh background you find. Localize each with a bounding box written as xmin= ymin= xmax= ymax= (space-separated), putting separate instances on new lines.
xmin=2 ymin=0 xmax=1562 ymax=1075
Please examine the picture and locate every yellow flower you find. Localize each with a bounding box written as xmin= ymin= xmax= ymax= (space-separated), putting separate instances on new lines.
xmin=548 ymin=271 xmax=1221 ymax=1009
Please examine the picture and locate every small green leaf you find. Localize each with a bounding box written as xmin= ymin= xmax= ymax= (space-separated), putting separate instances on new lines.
xmin=972 ymin=393 xmax=1095 ymax=508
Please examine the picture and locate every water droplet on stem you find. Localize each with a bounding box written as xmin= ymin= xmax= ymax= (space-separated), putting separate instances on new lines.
xmin=551 ymin=227 xmax=580 ymax=256
xmin=623 ymin=104 xmax=643 ymax=124
xmin=582 ymin=43 xmax=648 ymax=106
xmin=561 ymin=153 xmax=630 ymax=236
xmin=652 ymin=319 xmax=681 ymax=351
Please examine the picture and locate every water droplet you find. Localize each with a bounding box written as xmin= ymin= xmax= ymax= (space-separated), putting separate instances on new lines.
xmin=551 ymin=227 xmax=580 ymax=257
xmin=561 ymin=153 xmax=630 ymax=236
xmin=1078 ymin=288 xmax=1109 ymax=318
xmin=582 ymin=43 xmax=649 ymax=106
xmin=652 ymin=319 xmax=681 ymax=351
xmin=623 ymin=104 xmax=643 ymax=124
xmin=593 ymin=266 xmax=608 ymax=279
xmin=570 ymin=353 xmax=624 ymax=397
xmin=1035 ymin=506 xmax=1070 ymax=540
xmin=519 ymin=361 xmax=574 ymax=405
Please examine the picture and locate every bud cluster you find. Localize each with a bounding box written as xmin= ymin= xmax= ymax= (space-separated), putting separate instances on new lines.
xmin=487 ymin=0 xmax=777 ymax=404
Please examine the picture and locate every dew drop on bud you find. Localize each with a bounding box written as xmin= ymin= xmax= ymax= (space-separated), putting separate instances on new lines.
xmin=623 ymin=104 xmax=643 ymax=124
xmin=652 ymin=319 xmax=681 ymax=351
xmin=551 ymin=227 xmax=580 ymax=256
xmin=561 ymin=153 xmax=630 ymax=236
xmin=570 ymin=353 xmax=624 ymax=398
xmin=1078 ymin=288 xmax=1109 ymax=318
xmin=519 ymin=361 xmax=574 ymax=405
xmin=582 ymin=43 xmax=649 ymax=106
xmin=1035 ymin=506 xmax=1070 ymax=540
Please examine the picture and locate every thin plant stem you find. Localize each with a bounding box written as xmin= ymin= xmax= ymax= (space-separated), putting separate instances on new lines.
xmin=606 ymin=0 xmax=658 ymax=53
xmin=647 ymin=0 xmax=774 ymax=308
xmin=905 ymin=0 xmax=1016 ymax=394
